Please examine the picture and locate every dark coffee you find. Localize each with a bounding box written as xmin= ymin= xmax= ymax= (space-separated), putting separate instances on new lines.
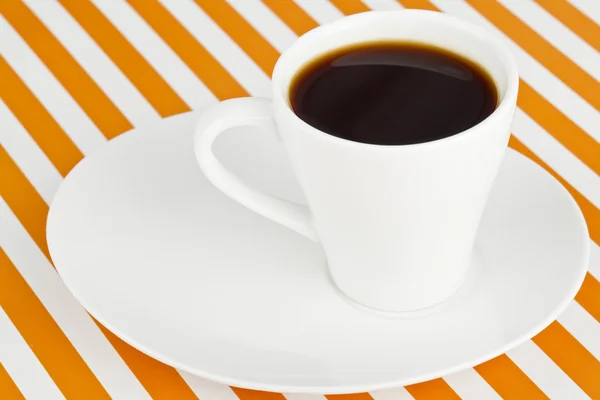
xmin=290 ymin=42 xmax=498 ymax=145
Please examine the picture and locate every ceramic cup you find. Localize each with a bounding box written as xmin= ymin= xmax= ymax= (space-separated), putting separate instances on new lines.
xmin=194 ymin=10 xmax=519 ymax=313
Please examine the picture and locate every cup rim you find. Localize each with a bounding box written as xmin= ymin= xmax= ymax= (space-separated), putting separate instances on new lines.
xmin=272 ymin=10 xmax=519 ymax=150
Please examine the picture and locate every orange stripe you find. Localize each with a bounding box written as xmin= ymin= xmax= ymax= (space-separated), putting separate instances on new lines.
xmin=0 ymin=248 xmax=110 ymax=399
xmin=533 ymin=321 xmax=600 ymax=398
xmin=127 ymin=0 xmax=247 ymax=101
xmin=534 ymin=0 xmax=600 ymax=53
xmin=0 ymin=0 xmax=131 ymax=139
xmin=395 ymin=0 xmax=439 ymax=12
xmin=405 ymin=378 xmax=460 ymax=400
xmin=262 ymin=0 xmax=318 ymax=36
xmin=474 ymin=355 xmax=548 ymax=400
xmin=508 ymin=136 xmax=600 ymax=246
xmin=575 ymin=274 xmax=600 ymax=323
xmin=0 ymin=146 xmax=51 ymax=259
xmin=194 ymin=0 xmax=279 ymax=76
xmin=466 ymin=0 xmax=600 ymax=111
xmin=58 ymin=0 xmax=190 ymax=117
xmin=231 ymin=388 xmax=285 ymax=400
xmin=0 ymin=55 xmax=83 ymax=177
xmin=95 ymin=324 xmax=199 ymax=400
xmin=329 ymin=0 xmax=370 ymax=15
xmin=0 ymin=147 xmax=200 ymax=399
xmin=326 ymin=393 xmax=374 ymax=400
xmin=518 ymin=82 xmax=600 ymax=176
xmin=0 ymin=363 xmax=25 ymax=400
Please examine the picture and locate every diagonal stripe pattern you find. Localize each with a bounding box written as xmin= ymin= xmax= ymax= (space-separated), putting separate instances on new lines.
xmin=0 ymin=0 xmax=598 ymax=398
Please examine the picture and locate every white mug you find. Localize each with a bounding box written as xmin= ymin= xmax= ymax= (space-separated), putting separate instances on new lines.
xmin=194 ymin=10 xmax=519 ymax=313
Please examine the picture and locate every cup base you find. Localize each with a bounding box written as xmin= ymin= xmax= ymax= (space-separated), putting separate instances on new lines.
xmin=329 ymin=249 xmax=481 ymax=319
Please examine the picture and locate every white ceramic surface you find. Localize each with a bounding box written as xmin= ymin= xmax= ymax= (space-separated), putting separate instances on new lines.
xmin=47 ymin=113 xmax=589 ymax=394
xmin=194 ymin=10 xmax=520 ymax=312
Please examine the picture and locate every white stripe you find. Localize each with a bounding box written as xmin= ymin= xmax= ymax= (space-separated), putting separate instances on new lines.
xmin=370 ymin=387 xmax=415 ymax=400
xmin=511 ymin=109 xmax=600 ymax=209
xmin=23 ymin=0 xmax=160 ymax=127
xmin=361 ymin=0 xmax=404 ymax=11
xmin=0 ymin=200 xmax=152 ymax=400
xmin=283 ymin=394 xmax=327 ymax=400
xmin=508 ymin=340 xmax=589 ymax=400
xmin=558 ymin=302 xmax=600 ymax=360
xmin=293 ymin=0 xmax=344 ymax=25
xmin=178 ymin=371 xmax=239 ymax=400
xmin=443 ymin=369 xmax=502 ymax=400
xmin=0 ymin=306 xmax=65 ymax=400
xmin=227 ymin=0 xmax=297 ymax=53
xmin=568 ymin=0 xmax=600 ymax=25
xmin=432 ymin=0 xmax=600 ymax=143
xmin=589 ymin=242 xmax=600 ymax=281
xmin=159 ymin=0 xmax=271 ymax=97
xmin=0 ymin=100 xmax=62 ymax=204
xmin=90 ymin=0 xmax=216 ymax=109
xmin=0 ymin=15 xmax=106 ymax=156
xmin=499 ymin=0 xmax=600 ymax=82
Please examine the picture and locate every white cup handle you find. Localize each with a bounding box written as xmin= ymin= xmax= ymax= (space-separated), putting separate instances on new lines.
xmin=194 ymin=97 xmax=318 ymax=241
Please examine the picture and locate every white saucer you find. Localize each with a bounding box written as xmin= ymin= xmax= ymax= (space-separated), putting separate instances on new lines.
xmin=47 ymin=112 xmax=589 ymax=394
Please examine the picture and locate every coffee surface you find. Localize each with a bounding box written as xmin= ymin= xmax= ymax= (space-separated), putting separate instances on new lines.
xmin=290 ymin=42 xmax=498 ymax=145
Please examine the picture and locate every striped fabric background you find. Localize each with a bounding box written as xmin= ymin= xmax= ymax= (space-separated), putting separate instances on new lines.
xmin=0 ymin=0 xmax=599 ymax=399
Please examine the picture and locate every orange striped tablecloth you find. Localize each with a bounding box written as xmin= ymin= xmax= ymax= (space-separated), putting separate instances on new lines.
xmin=0 ymin=0 xmax=599 ymax=399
